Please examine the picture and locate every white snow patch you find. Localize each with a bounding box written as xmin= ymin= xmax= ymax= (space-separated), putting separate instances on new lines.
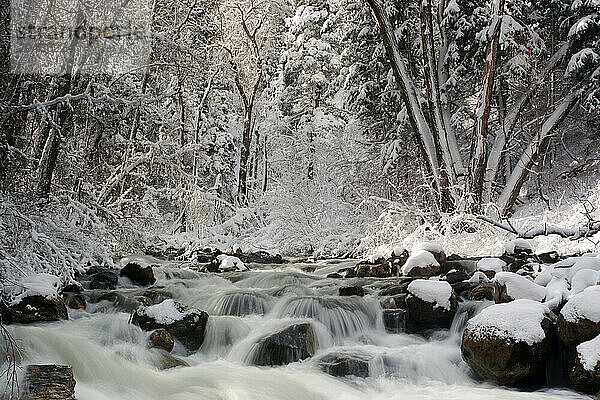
xmin=402 ymin=250 xmax=439 ymax=275
xmin=577 ymin=335 xmax=600 ymax=371
xmin=495 ymin=272 xmax=547 ymax=302
xmin=561 ymin=285 xmax=600 ymax=323
xmin=10 ymin=273 xmax=62 ymax=305
xmin=407 ymin=279 xmax=452 ymax=310
xmin=138 ymin=299 xmax=194 ymax=325
xmin=477 ymin=258 xmax=506 ymax=273
xmin=218 ymin=255 xmax=248 ymax=271
xmin=544 ymin=276 xmax=570 ymax=310
xmin=505 ymin=239 xmax=532 ymax=255
xmin=469 ymin=271 xmax=490 ymax=283
xmin=466 ymin=299 xmax=551 ymax=345
xmin=571 ymin=269 xmax=600 ymax=295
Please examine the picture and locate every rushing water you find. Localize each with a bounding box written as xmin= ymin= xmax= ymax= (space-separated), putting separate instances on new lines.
xmin=2 ymin=258 xmax=590 ymax=400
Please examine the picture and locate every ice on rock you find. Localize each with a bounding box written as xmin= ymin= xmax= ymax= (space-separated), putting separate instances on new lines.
xmin=505 ymin=239 xmax=532 ymax=255
xmin=477 ymin=258 xmax=506 ymax=273
xmin=494 ymin=272 xmax=547 ymax=302
xmin=561 ymin=285 xmax=600 ymax=323
xmin=402 ymin=250 xmax=439 ymax=275
xmin=466 ymin=299 xmax=551 ymax=345
xmin=577 ymin=334 xmax=600 ymax=371
xmin=10 ymin=273 xmax=62 ymax=305
xmin=407 ymin=279 xmax=452 ymax=310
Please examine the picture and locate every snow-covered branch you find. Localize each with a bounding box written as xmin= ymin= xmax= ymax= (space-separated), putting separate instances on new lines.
xmin=477 ymin=215 xmax=600 ymax=240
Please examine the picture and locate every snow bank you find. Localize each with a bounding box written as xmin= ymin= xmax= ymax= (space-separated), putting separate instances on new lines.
xmin=561 ymin=285 xmax=600 ymax=323
xmin=577 ymin=335 xmax=600 ymax=371
xmin=218 ymin=255 xmax=248 ymax=271
xmin=10 ymin=273 xmax=62 ymax=305
xmin=402 ymin=250 xmax=439 ymax=275
xmin=407 ymin=279 xmax=452 ymax=310
xmin=466 ymin=299 xmax=551 ymax=345
xmin=495 ymin=272 xmax=547 ymax=302
xmin=505 ymin=239 xmax=532 ymax=255
xmin=137 ymin=299 xmax=194 ymax=325
xmin=477 ymin=258 xmax=506 ymax=273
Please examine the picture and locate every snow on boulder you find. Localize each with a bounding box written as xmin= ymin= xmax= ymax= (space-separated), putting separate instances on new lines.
xmin=543 ymin=276 xmax=569 ymax=310
xmin=570 ymin=334 xmax=600 ymax=394
xmin=402 ymin=250 xmax=441 ymax=278
xmin=218 ymin=255 xmax=248 ymax=272
xmin=405 ymin=279 xmax=457 ymax=332
xmin=493 ymin=272 xmax=546 ymax=304
xmin=1 ymin=274 xmax=68 ymax=324
xmin=557 ymin=285 xmax=600 ymax=347
xmin=132 ymin=299 xmax=209 ymax=351
xmin=504 ymin=239 xmax=533 ymax=256
xmin=411 ymin=242 xmax=446 ymax=264
xmin=461 ymin=299 xmax=555 ymax=386
xmin=571 ymin=269 xmax=600 ymax=295
xmin=477 ymin=258 xmax=506 ymax=278
xmin=469 ymin=271 xmax=490 ymax=283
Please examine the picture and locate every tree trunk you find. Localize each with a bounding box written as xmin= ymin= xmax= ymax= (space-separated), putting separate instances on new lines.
xmin=237 ymin=105 xmax=253 ymax=204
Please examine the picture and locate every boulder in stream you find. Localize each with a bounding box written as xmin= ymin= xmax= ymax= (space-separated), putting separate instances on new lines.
xmin=250 ymin=322 xmax=315 ymax=366
xmin=405 ymin=280 xmax=458 ymax=332
xmin=382 ymin=308 xmax=406 ymax=333
xmin=339 ymin=286 xmax=365 ymax=297
xmin=22 ymin=364 xmax=76 ymax=399
xmin=3 ymin=295 xmax=68 ymax=324
xmin=120 ymin=262 xmax=156 ymax=286
xmin=132 ymin=299 xmax=209 ymax=351
xmin=569 ymin=334 xmax=600 ymax=394
xmin=320 ymin=352 xmax=371 ymax=378
xmin=461 ymin=299 xmax=556 ymax=386
xmin=557 ymin=285 xmax=600 ymax=347
xmin=402 ymin=250 xmax=441 ymax=278
xmin=88 ymin=268 xmax=118 ymax=290
xmin=149 ymin=328 xmax=174 ymax=352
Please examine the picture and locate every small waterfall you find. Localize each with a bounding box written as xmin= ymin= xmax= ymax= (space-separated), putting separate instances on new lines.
xmin=200 ymin=316 xmax=252 ymax=357
xmin=207 ymin=291 xmax=274 ymax=316
xmin=271 ymin=296 xmax=378 ymax=339
xmin=235 ymin=270 xmax=319 ymax=289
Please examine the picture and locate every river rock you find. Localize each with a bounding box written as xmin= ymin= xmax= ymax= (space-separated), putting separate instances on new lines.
xmin=3 ymin=295 xmax=68 ymax=324
xmin=149 ymin=328 xmax=174 ymax=352
xmin=120 ymin=262 xmax=156 ymax=286
xmin=240 ymin=251 xmax=283 ymax=264
xmin=65 ymin=293 xmax=86 ymax=310
xmin=569 ymin=335 xmax=600 ymax=394
xmin=355 ymin=261 xmax=391 ymax=278
xmin=412 ymin=242 xmax=447 ymax=265
xmin=251 ymin=323 xmax=315 ymax=366
xmin=22 ymin=364 xmax=76 ymax=399
xmin=461 ymin=299 xmax=556 ymax=386
xmin=339 ymin=286 xmax=365 ymax=296
xmin=89 ymin=269 xmax=118 ymax=290
xmin=405 ymin=280 xmax=458 ymax=332
xmin=402 ymin=250 xmax=441 ymax=278
xmin=493 ymin=272 xmax=546 ymax=304
xmin=155 ymin=351 xmax=190 ymax=370
xmin=445 ymin=270 xmax=470 ymax=284
xmin=557 ymin=286 xmax=600 ymax=347
xmin=327 ymin=273 xmax=343 ymax=279
xmin=320 ymin=352 xmax=371 ymax=378
xmin=466 ymin=283 xmax=494 ymax=301
xmin=132 ymin=299 xmax=209 ymax=351
xmin=382 ymin=309 xmax=406 ymax=333
xmin=61 ymin=282 xmax=83 ymax=293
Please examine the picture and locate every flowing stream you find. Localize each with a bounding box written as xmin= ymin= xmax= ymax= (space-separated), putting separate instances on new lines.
xmin=4 ymin=258 xmax=589 ymax=399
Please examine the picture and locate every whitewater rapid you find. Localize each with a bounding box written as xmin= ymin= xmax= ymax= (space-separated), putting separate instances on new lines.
xmin=2 ymin=258 xmax=589 ymax=399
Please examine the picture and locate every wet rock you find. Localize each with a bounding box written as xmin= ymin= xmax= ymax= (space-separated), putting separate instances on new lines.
xmin=355 ymin=262 xmax=391 ymax=278
xmin=405 ymin=280 xmax=458 ymax=333
xmin=379 ymin=280 xmax=412 ymax=297
xmin=445 ymin=270 xmax=470 ymax=284
xmin=65 ymin=293 xmax=86 ymax=310
xmin=327 ymin=273 xmax=343 ymax=279
xmin=339 ymin=286 xmax=365 ymax=296
xmin=89 ymin=269 xmax=118 ymax=290
xmin=441 ymin=259 xmax=478 ymax=274
xmin=451 ymin=281 xmax=474 ymax=298
xmin=149 ymin=328 xmax=174 ymax=352
xmin=382 ymin=309 xmax=406 ymax=333
xmin=251 ymin=323 xmax=315 ymax=366
xmin=240 ymin=251 xmax=283 ymax=264
xmin=22 ymin=364 xmax=76 ymax=399
xmin=393 ymin=294 xmax=407 ymax=309
xmin=466 ymin=283 xmax=494 ymax=301
xmin=320 ymin=352 xmax=371 ymax=378
xmin=461 ymin=300 xmax=556 ymax=386
xmin=61 ymin=282 xmax=83 ymax=293
xmin=132 ymin=300 xmax=209 ymax=351
xmin=344 ymin=268 xmax=357 ymax=278
xmin=538 ymin=251 xmax=560 ymax=264
xmin=3 ymin=295 xmax=68 ymax=324
xmin=155 ymin=351 xmax=189 ymax=370
xmin=569 ymin=336 xmax=600 ymax=394
xmin=89 ymin=291 xmax=145 ymax=313
xmin=379 ymin=297 xmax=397 ymax=309
xmin=120 ymin=262 xmax=156 ymax=286
xmin=145 ymin=246 xmax=186 ymax=260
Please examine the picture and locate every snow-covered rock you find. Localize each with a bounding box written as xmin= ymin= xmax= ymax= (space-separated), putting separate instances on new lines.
xmin=570 ymin=334 xmax=600 ymax=394
xmin=493 ymin=272 xmax=546 ymax=303
xmin=461 ymin=299 xmax=555 ymax=386
xmin=477 ymin=258 xmax=506 ymax=276
xmin=411 ymin=242 xmax=446 ymax=264
xmin=9 ymin=273 xmax=61 ymax=305
xmin=218 ymin=255 xmax=248 ymax=272
xmin=571 ymin=269 xmax=600 ymax=295
xmin=405 ymin=280 xmax=457 ymax=332
xmin=557 ymin=285 xmax=600 ymax=346
xmin=543 ymin=276 xmax=569 ymax=310
xmin=402 ymin=250 xmax=441 ymax=278
xmin=504 ymin=239 xmax=533 ymax=256
xmin=469 ymin=271 xmax=490 ymax=283
xmin=132 ymin=299 xmax=209 ymax=351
